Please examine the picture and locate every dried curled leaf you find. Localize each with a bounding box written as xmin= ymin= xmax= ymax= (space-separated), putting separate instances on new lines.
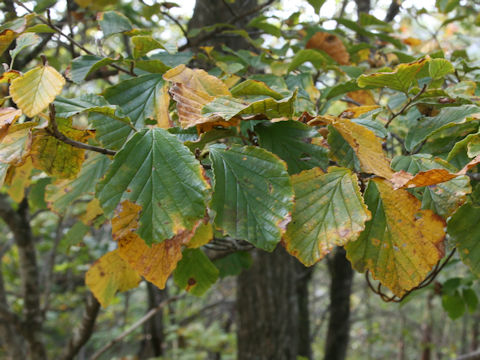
xmin=0 ymin=107 xmax=22 ymax=141
xmin=306 ymin=32 xmax=350 ymax=65
xmin=163 ymin=65 xmax=231 ymax=128
xmin=391 ymin=154 xmax=480 ymax=189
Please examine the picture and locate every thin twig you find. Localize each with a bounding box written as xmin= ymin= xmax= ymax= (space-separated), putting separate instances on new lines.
xmin=47 ymin=104 xmax=117 ymax=156
xmin=12 ymin=0 xmax=133 ymax=76
xmin=89 ymin=294 xmax=185 ymax=360
xmin=365 ymin=247 xmax=457 ymax=303
xmin=385 ymin=84 xmax=427 ymax=128
xmin=161 ymin=11 xmax=190 ymax=44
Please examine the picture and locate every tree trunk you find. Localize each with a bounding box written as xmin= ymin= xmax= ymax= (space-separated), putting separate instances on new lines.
xmin=324 ymin=247 xmax=354 ymax=360
xmin=236 ymin=247 xmax=301 ymax=360
xmin=187 ymin=0 xmax=258 ymax=50
xmin=138 ymin=283 xmax=167 ymax=359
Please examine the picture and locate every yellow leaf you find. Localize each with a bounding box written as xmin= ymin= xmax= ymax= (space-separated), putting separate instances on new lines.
xmin=85 ymin=250 xmax=141 ymax=308
xmin=339 ymin=105 xmax=380 ymax=119
xmin=80 ymin=198 xmax=104 ymax=226
xmin=0 ymin=70 xmax=21 ymax=84
xmin=0 ymin=30 xmax=17 ymax=56
xmin=346 ymin=178 xmax=446 ymax=297
xmin=0 ymin=123 xmax=35 ymax=165
xmin=10 ymin=65 xmax=65 ymax=117
xmin=0 ymin=107 xmax=22 ymax=141
xmin=6 ymin=158 xmax=33 ymax=203
xmin=155 ymin=83 xmax=172 ymax=128
xmin=186 ymin=222 xmax=213 ymax=248
xmin=310 ymin=116 xmax=394 ymax=179
xmin=112 ymin=200 xmax=195 ymax=289
xmin=346 ymin=90 xmax=376 ymax=106
xmin=31 ymin=121 xmax=93 ymax=179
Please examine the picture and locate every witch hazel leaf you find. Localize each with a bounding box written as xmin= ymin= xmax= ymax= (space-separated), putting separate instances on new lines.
xmin=209 ymin=144 xmax=294 ymax=251
xmin=391 ymin=154 xmax=480 ymax=189
xmin=357 ymin=58 xmax=428 ymax=93
xmin=96 ymin=128 xmax=209 ymax=245
xmin=310 ymin=115 xmax=394 ymax=179
xmin=85 ymin=250 xmax=141 ymax=308
xmin=284 ymin=167 xmax=371 ymax=266
xmin=10 ymin=64 xmax=65 ymax=117
xmin=112 ymin=200 xmax=191 ymax=289
xmin=345 ymin=178 xmax=446 ymax=297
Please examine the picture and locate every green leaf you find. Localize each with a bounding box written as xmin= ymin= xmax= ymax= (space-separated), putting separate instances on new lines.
xmin=98 ymin=11 xmax=133 ymax=37
xmin=327 ymin=126 xmax=360 ymax=171
xmin=447 ymin=202 xmax=480 ymax=277
xmin=288 ymin=49 xmax=327 ymax=73
xmin=104 ymin=74 xmax=165 ymax=128
xmin=230 ymin=79 xmax=283 ymax=100
xmin=46 ymin=153 xmax=111 ymax=213
xmin=346 ymin=178 xmax=446 ymax=297
xmin=429 ymin=58 xmax=455 ymax=79
xmin=69 ymin=55 xmax=116 ymax=84
xmin=405 ymin=105 xmax=480 ymax=152
xmin=131 ymin=35 xmax=166 ymax=58
xmin=306 ymin=0 xmax=326 ymax=13
xmin=442 ymin=291 xmax=465 ymax=319
xmin=357 ymin=58 xmax=428 ymax=93
xmin=209 ymin=144 xmax=293 ymax=251
xmin=213 ymin=251 xmax=252 ymax=278
xmin=284 ymin=167 xmax=371 ymax=266
xmin=463 ymin=288 xmax=478 ymax=313
xmin=174 ymin=249 xmax=219 ymax=296
xmin=255 ymin=120 xmax=329 ymax=174
xmin=202 ymin=90 xmax=297 ymax=121
xmin=89 ymin=112 xmax=134 ymax=151
xmin=9 ymin=33 xmax=40 ymax=63
xmin=54 ymin=94 xmax=129 ymax=123
xmin=96 ymin=128 xmax=209 ymax=244
xmin=391 ymin=154 xmax=471 ymax=217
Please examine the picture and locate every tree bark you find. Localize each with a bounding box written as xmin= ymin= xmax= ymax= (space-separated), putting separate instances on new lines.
xmin=236 ymin=247 xmax=301 ymax=360
xmin=324 ymin=247 xmax=354 ymax=360
xmin=0 ymin=196 xmax=47 ymax=360
xmin=187 ymin=0 xmax=258 ymax=50
xmin=138 ymin=283 xmax=167 ymax=359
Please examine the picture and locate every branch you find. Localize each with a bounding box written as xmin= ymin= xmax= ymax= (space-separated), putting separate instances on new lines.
xmin=456 ymin=349 xmax=480 ymax=360
xmin=60 ymin=293 xmax=100 ymax=360
xmin=89 ymin=294 xmax=185 ymax=360
xmin=384 ymin=0 xmax=402 ymax=22
xmin=47 ymin=104 xmax=117 ymax=156
xmin=12 ymin=0 xmax=133 ymax=76
xmin=385 ymin=84 xmax=427 ymax=128
xmin=179 ymin=0 xmax=275 ymax=51
xmin=0 ymin=195 xmax=47 ymax=358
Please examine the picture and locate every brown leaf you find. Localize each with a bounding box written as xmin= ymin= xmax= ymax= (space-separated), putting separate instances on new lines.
xmin=111 ymin=200 xmax=201 ymax=289
xmin=0 ymin=108 xmax=22 ymax=141
xmin=391 ymin=154 xmax=480 ymax=189
xmin=306 ymin=32 xmax=350 ymax=65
